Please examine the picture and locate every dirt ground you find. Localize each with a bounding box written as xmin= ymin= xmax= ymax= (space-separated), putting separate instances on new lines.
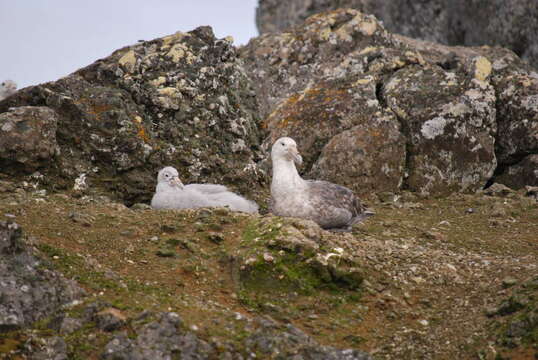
xmin=0 ymin=186 xmax=536 ymax=359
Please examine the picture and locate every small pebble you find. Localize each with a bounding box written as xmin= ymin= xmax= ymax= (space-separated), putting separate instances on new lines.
xmin=502 ymin=277 xmax=517 ymax=288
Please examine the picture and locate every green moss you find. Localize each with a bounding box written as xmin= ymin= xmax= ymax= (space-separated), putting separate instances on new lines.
xmin=38 ymin=244 xmax=120 ymax=291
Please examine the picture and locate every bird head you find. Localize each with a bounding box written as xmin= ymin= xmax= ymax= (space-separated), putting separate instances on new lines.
xmin=1 ymin=80 xmax=17 ymax=93
xmin=157 ymin=166 xmax=184 ymax=189
xmin=271 ymin=137 xmax=303 ymax=166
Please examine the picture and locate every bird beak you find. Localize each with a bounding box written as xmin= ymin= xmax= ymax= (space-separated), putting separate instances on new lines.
xmin=288 ymin=146 xmax=303 ymax=166
xmin=169 ymin=176 xmax=184 ymax=189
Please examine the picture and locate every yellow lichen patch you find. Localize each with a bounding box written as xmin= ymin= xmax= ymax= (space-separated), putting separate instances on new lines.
xmin=118 ymin=50 xmax=136 ymax=73
xmin=359 ymin=46 xmax=378 ymax=55
xmin=150 ymin=77 xmax=167 ymax=87
xmin=161 ymin=31 xmax=187 ymax=47
xmin=166 ymin=43 xmax=196 ymax=64
xmin=134 ymin=115 xmax=143 ymax=124
xmin=157 ymin=87 xmax=180 ymax=97
xmin=368 ymin=62 xmax=385 ymax=73
xmin=320 ymin=26 xmax=332 ymax=41
xmin=405 ymin=51 xmax=426 ymax=65
xmin=264 ymin=94 xmax=302 ymax=129
xmin=520 ymin=77 xmax=533 ymax=87
xmin=393 ymin=59 xmax=406 ymax=67
xmin=335 ymin=26 xmax=353 ymax=42
xmin=474 ymin=56 xmax=492 ymax=81
xmin=358 ymin=18 xmax=377 ymax=36
xmin=224 ymin=36 xmax=234 ymax=44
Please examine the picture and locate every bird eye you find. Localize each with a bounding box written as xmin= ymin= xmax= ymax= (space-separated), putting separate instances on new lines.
xmin=281 ymin=143 xmax=285 ymax=146
xmin=165 ymin=174 xmax=169 ymax=177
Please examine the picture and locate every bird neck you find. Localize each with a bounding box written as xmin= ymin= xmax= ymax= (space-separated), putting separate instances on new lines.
xmin=271 ymin=158 xmax=305 ymax=194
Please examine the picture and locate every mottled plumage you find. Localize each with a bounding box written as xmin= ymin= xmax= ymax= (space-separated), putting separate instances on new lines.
xmin=151 ymin=166 xmax=258 ymax=213
xmin=270 ymin=137 xmax=371 ymax=230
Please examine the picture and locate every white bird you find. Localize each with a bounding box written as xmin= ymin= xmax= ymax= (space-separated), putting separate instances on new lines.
xmin=151 ymin=166 xmax=259 ymax=213
xmin=270 ymin=137 xmax=372 ymax=230
xmin=0 ymin=80 xmax=17 ymax=101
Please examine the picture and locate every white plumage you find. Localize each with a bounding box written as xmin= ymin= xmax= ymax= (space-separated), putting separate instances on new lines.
xmin=270 ymin=137 xmax=371 ymax=230
xmin=0 ymin=80 xmax=17 ymax=101
xmin=151 ymin=166 xmax=259 ymax=213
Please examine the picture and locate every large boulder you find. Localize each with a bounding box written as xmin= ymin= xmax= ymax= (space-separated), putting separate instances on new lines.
xmin=256 ymin=0 xmax=538 ymax=69
xmin=0 ymin=106 xmax=60 ymax=173
xmin=242 ymin=9 xmax=509 ymax=195
xmin=0 ymin=222 xmax=83 ymax=331
xmin=382 ymin=63 xmax=497 ymax=195
xmin=0 ymin=26 xmax=264 ymax=204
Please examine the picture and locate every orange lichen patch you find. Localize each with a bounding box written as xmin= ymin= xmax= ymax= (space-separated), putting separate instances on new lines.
xmin=265 ymin=84 xmax=352 ymax=132
xmin=75 ymin=98 xmax=114 ymax=122
xmin=135 ymin=123 xmax=150 ymax=143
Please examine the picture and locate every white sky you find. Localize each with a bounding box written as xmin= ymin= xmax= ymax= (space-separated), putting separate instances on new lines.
xmin=0 ymin=1 xmax=259 ymax=88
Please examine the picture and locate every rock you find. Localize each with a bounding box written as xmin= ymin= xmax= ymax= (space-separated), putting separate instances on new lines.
xmin=524 ymin=185 xmax=538 ymax=201
xmin=310 ymin=114 xmax=406 ymax=197
xmin=496 ymin=154 xmax=538 ymax=189
xmin=206 ymin=232 xmax=224 ymax=244
xmin=488 ymin=202 xmax=507 ymax=217
xmin=496 ymin=296 xmax=528 ymax=316
xmin=484 ymin=183 xmax=515 ymax=197
xmin=68 ymin=212 xmax=94 ymax=227
xmin=101 ymin=312 xmax=373 ymax=359
xmin=101 ymin=312 xmax=213 ymax=360
xmin=155 ymin=249 xmax=176 ymax=257
xmin=383 ymin=63 xmax=496 ymax=195
xmin=95 ymin=308 xmax=127 ymax=331
xmin=256 ymin=0 xmax=538 ymax=69
xmin=59 ymin=317 xmax=83 ymax=335
xmin=0 ymin=221 xmax=84 ymax=332
xmin=26 ymin=336 xmax=68 ymax=360
xmin=245 ymin=317 xmax=373 ymax=359
xmin=490 ymin=64 xmax=538 ymax=166
xmin=502 ymin=277 xmax=517 ymax=288
xmin=0 ymin=106 xmax=60 ymax=173
xmin=131 ymin=203 xmax=152 ymax=210
xmin=0 ymin=26 xmax=264 ymax=205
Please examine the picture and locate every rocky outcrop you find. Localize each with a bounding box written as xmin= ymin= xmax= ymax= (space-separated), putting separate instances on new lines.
xmin=102 ymin=312 xmax=373 ymax=359
xmin=234 ymin=217 xmax=366 ymax=302
xmin=242 ymin=9 xmax=530 ymax=195
xmin=1 ymin=10 xmax=536 ymax=203
xmin=0 ymin=222 xmax=83 ymax=332
xmin=256 ymin=0 xmax=538 ymax=69
xmin=0 ymin=27 xmax=264 ymax=204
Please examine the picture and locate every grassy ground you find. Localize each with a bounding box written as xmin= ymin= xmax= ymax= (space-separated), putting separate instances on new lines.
xmin=0 ymin=187 xmax=536 ymax=359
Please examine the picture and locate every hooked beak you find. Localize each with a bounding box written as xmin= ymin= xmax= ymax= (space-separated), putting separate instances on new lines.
xmin=288 ymin=146 xmax=303 ymax=166
xmin=169 ymin=176 xmax=184 ymax=189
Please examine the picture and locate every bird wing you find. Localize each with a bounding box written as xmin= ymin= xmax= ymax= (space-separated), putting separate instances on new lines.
xmin=305 ymin=180 xmax=367 ymax=228
xmin=151 ymin=188 xmax=211 ymax=209
xmin=185 ymin=184 xmax=229 ymax=194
